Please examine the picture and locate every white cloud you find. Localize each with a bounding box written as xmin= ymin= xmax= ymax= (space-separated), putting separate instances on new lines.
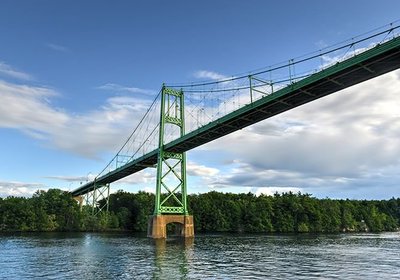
xmin=0 ymin=80 xmax=68 ymax=133
xmin=315 ymin=39 xmax=328 ymax=49
xmin=53 ymin=96 xmax=156 ymax=157
xmin=97 ymin=83 xmax=156 ymax=95
xmin=200 ymin=70 xmax=400 ymax=198
xmin=0 ymin=61 xmax=33 ymax=81
xmin=187 ymin=162 xmax=219 ymax=177
xmin=207 ymin=161 xmax=307 ymax=190
xmin=46 ymin=43 xmax=69 ymax=52
xmin=0 ymin=181 xmax=45 ymax=197
xmin=320 ymin=44 xmax=376 ymax=70
xmin=143 ymin=187 xmax=155 ymax=194
xmin=115 ymin=170 xmax=156 ymax=185
xmin=0 ymin=78 xmax=157 ymax=158
xmin=44 ymin=175 xmax=89 ymax=183
xmin=101 ymin=170 xmax=157 ymax=193
xmin=193 ymin=70 xmax=229 ymax=81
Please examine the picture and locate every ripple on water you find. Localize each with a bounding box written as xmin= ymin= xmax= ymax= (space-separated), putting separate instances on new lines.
xmin=0 ymin=232 xmax=399 ymax=279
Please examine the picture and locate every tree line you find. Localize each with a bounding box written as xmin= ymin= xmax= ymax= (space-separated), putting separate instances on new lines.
xmin=0 ymin=189 xmax=399 ymax=233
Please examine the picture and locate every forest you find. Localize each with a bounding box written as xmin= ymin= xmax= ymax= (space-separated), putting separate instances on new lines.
xmin=0 ymin=189 xmax=399 ymax=233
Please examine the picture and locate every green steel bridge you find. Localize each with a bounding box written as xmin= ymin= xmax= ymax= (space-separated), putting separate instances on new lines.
xmin=71 ymin=25 xmax=400 ymax=238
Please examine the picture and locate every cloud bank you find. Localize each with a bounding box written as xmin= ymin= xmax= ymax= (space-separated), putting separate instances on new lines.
xmin=201 ymin=70 xmax=400 ymax=198
xmin=0 ymin=79 xmax=155 ymax=158
xmin=0 ymin=181 xmax=45 ymax=197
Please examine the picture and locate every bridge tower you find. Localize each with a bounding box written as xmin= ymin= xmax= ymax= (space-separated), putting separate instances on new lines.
xmin=148 ymin=86 xmax=194 ymax=238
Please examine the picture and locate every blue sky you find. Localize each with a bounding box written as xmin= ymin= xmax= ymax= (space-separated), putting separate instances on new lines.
xmin=1 ymin=0 xmax=400 ymax=199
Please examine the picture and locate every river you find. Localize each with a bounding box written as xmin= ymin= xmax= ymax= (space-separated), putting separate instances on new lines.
xmin=0 ymin=232 xmax=399 ymax=279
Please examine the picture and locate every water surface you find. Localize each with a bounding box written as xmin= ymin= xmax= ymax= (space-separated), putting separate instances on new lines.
xmin=1 ymin=232 xmax=399 ymax=279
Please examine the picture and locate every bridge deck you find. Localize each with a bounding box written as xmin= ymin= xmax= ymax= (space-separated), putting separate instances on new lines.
xmin=72 ymin=36 xmax=400 ymax=196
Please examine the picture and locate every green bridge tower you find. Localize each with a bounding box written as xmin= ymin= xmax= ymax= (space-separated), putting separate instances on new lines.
xmin=147 ymin=85 xmax=194 ymax=238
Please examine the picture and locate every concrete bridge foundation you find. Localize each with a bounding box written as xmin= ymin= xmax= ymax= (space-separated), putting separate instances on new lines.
xmin=147 ymin=215 xmax=194 ymax=239
xmin=73 ymin=195 xmax=83 ymax=210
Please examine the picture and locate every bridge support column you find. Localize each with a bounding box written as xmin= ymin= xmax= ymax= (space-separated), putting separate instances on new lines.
xmin=147 ymin=215 xmax=194 ymax=239
xmin=149 ymin=86 xmax=195 ymax=239
xmin=73 ymin=195 xmax=84 ymax=210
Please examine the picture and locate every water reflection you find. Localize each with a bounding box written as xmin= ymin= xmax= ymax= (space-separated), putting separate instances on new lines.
xmin=1 ymin=232 xmax=399 ymax=279
xmin=153 ymin=237 xmax=194 ymax=279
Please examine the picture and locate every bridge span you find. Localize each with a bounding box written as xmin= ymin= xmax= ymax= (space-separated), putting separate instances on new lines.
xmin=71 ymin=26 xmax=400 ymax=238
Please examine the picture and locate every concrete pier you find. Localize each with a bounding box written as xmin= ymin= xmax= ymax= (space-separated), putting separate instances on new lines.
xmin=147 ymin=215 xmax=194 ymax=239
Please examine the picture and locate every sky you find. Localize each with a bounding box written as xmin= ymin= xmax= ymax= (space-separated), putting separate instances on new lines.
xmin=1 ymin=0 xmax=400 ymax=199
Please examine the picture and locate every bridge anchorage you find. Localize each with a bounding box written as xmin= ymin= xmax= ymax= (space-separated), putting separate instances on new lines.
xmin=147 ymin=86 xmax=194 ymax=238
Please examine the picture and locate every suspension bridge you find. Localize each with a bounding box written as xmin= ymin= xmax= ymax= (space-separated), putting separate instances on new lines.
xmin=71 ymin=24 xmax=400 ymax=238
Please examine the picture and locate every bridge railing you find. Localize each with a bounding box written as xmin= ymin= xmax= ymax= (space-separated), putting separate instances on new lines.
xmin=171 ymin=23 xmax=400 ymax=136
xmin=93 ymin=22 xmax=400 ymax=181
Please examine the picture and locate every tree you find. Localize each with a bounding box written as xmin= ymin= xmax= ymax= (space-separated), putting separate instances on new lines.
xmin=0 ymin=189 xmax=399 ymax=234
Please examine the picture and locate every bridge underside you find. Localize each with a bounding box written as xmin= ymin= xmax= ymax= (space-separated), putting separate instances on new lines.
xmin=167 ymin=40 xmax=400 ymax=153
xmin=72 ymin=36 xmax=400 ymax=197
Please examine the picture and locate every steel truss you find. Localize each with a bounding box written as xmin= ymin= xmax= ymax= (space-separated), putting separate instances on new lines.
xmin=84 ymin=183 xmax=110 ymax=216
xmin=154 ymin=86 xmax=188 ymax=215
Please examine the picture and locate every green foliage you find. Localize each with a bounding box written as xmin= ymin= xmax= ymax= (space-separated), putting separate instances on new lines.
xmin=0 ymin=189 xmax=399 ymax=233
xmin=189 ymin=191 xmax=400 ymax=234
xmin=32 ymin=189 xmax=81 ymax=231
xmin=0 ymin=189 xmax=81 ymax=232
xmin=0 ymin=197 xmax=35 ymax=231
xmin=106 ymin=190 xmax=154 ymax=231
